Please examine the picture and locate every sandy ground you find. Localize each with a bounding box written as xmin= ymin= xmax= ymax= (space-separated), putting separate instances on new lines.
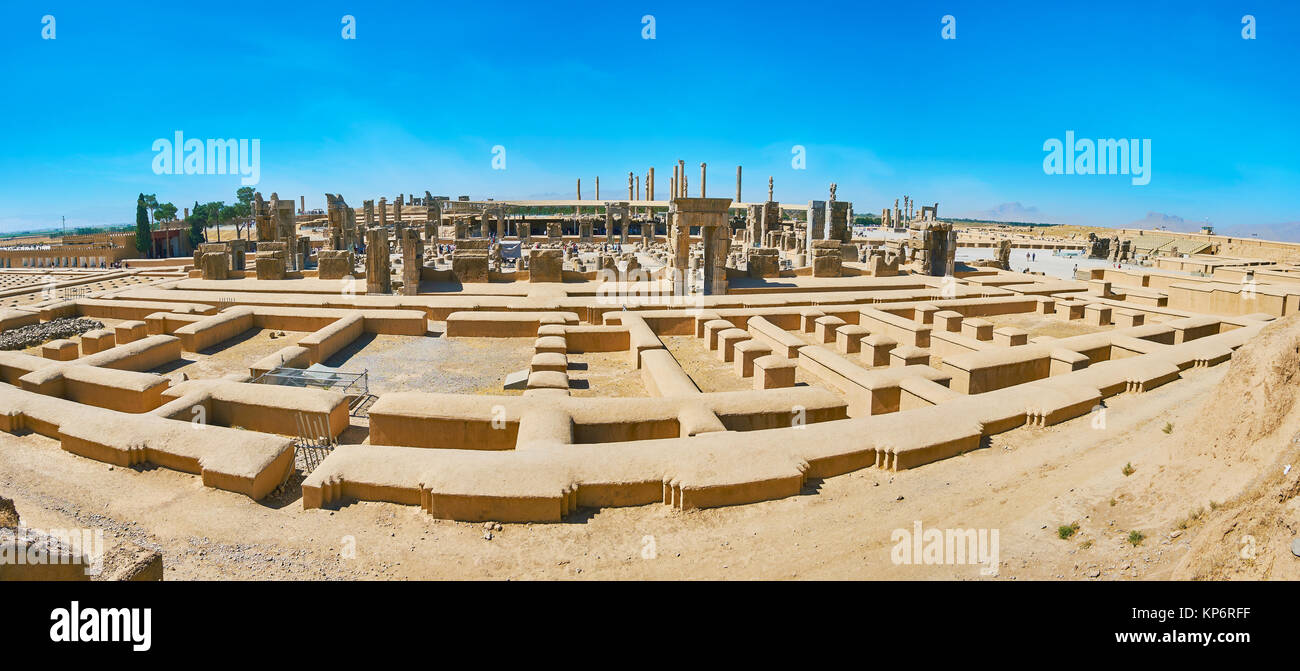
xmin=567 ymin=350 xmax=644 ymax=397
xmin=984 ymin=312 xmax=1110 ymax=340
xmin=320 ymin=328 xmax=534 ymax=397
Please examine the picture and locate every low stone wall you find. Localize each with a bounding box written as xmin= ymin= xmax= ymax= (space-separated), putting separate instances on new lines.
xmin=797 ymin=345 xmax=952 ymax=416
xmin=445 ymin=311 xmax=580 ymax=337
xmin=18 ymin=364 xmax=170 ymax=413
xmin=860 ymin=308 xmax=932 ymax=348
xmin=297 ymin=313 xmax=364 ymax=363
xmin=367 ymin=387 xmax=847 ymax=450
xmin=0 ymin=385 xmax=293 ymax=500
xmin=745 ymin=316 xmax=807 ymax=359
xmin=162 ymin=379 xmax=350 ymax=440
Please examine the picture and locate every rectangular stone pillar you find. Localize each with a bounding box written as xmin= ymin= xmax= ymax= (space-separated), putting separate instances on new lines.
xmin=828 ymin=201 xmax=851 ymax=243
xmin=806 ymin=200 xmax=826 ymax=249
xmin=400 ymin=228 xmax=422 ymax=296
xmin=366 ymin=228 xmax=391 ymax=294
xmin=761 ymin=201 xmax=780 ymax=242
xmin=746 ymin=204 xmax=763 ymax=247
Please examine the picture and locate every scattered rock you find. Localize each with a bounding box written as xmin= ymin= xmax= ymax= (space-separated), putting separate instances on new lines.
xmin=0 ymin=317 xmax=104 ymax=351
xmin=0 ymin=496 xmax=19 ymax=528
xmin=98 ymin=543 xmax=164 ymax=581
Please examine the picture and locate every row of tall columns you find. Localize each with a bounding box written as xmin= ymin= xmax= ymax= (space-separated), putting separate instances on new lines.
xmin=574 ymin=162 xmax=771 ymax=204
xmin=0 ymin=255 xmax=112 ymax=268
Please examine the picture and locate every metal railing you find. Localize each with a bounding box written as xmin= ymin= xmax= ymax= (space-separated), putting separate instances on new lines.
xmin=253 ymin=365 xmax=374 ymax=414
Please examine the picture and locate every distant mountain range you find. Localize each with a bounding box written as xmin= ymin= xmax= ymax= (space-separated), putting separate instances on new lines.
xmin=962 ymin=204 xmax=1300 ymax=243
xmin=1125 ymin=212 xmax=1300 ymax=242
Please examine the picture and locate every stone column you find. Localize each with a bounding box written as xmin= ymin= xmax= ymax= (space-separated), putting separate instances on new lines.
xmin=735 ymin=165 xmax=742 ymax=202
xmin=424 ymin=192 xmax=440 ymax=244
xmin=648 ymin=167 xmax=655 ymax=201
xmin=400 ymin=228 xmax=423 ymax=295
xmin=378 ymin=197 xmax=388 ymax=228
xmin=670 ymin=207 xmax=689 ymax=292
xmin=747 ymin=204 xmax=763 ymax=248
xmin=366 ymin=228 xmax=391 ymax=294
xmin=806 ymin=200 xmax=826 ymax=250
xmin=761 ymin=200 xmax=779 ymax=243
xmin=394 ymin=195 xmax=404 ymax=227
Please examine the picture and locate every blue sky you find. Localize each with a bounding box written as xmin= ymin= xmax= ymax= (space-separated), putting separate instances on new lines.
xmin=0 ymin=0 xmax=1296 ymax=235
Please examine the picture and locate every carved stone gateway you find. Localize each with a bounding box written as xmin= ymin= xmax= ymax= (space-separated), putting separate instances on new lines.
xmin=603 ymin=202 xmax=630 ymax=244
xmin=672 ymin=197 xmax=732 ymax=295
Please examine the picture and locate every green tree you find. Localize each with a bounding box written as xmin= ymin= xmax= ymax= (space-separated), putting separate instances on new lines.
xmin=134 ymin=194 xmax=151 ymax=255
xmin=155 ymin=202 xmax=178 ymax=223
xmin=234 ymin=187 xmax=255 ymax=239
xmin=206 ymin=201 xmax=226 ymax=241
xmin=187 ymin=200 xmax=206 ymax=248
xmin=142 ymin=194 xmax=159 ymax=225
